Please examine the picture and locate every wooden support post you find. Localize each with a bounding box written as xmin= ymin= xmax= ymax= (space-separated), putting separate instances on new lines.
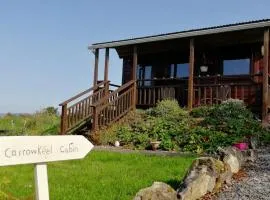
xmin=188 ymin=39 xmax=195 ymax=110
xmin=132 ymin=46 xmax=138 ymax=109
xmin=104 ymin=48 xmax=109 ymax=82
xmin=93 ymin=48 xmax=99 ymax=86
xmin=92 ymin=106 xmax=99 ymax=131
xmin=60 ymin=104 xmax=67 ymax=135
xmin=262 ymin=29 xmax=269 ymax=123
xmin=104 ymin=48 xmax=110 ymax=95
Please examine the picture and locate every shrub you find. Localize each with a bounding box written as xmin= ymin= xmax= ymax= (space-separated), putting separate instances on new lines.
xmin=41 ymin=107 xmax=58 ymax=116
xmin=101 ymin=99 xmax=270 ymax=153
xmin=148 ymin=99 xmax=188 ymax=121
xmin=190 ymin=106 xmax=212 ymax=118
xmin=176 ymin=126 xmax=234 ymax=154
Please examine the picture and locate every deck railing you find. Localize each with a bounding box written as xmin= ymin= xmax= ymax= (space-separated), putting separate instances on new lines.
xmin=136 ymin=79 xmax=187 ymax=106
xmin=59 ymin=81 xmax=109 ymax=134
xmin=193 ymin=82 xmax=261 ymax=106
xmin=136 ymin=75 xmax=262 ymax=107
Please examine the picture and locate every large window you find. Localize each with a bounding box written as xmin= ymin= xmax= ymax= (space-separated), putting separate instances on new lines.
xmin=137 ymin=65 xmax=152 ymax=86
xmin=176 ymin=63 xmax=189 ymax=78
xmin=223 ymin=59 xmax=250 ymax=75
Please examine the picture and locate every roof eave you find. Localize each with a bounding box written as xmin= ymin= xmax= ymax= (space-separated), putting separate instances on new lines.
xmin=88 ymin=20 xmax=270 ymax=50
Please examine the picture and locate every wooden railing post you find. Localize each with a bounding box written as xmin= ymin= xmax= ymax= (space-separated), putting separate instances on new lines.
xmin=132 ymin=46 xmax=137 ymax=110
xmin=60 ymin=104 xmax=68 ymax=135
xmin=188 ymin=38 xmax=195 ymax=110
xmin=92 ymin=106 xmax=99 ymax=132
xmin=262 ymin=28 xmax=269 ymax=123
xmin=93 ymin=48 xmax=99 ymax=86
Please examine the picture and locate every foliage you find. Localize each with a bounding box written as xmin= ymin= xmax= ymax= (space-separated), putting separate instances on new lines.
xmin=99 ymin=99 xmax=270 ymax=153
xmin=42 ymin=106 xmax=59 ymax=115
xmin=190 ymin=106 xmax=212 ymax=118
xmin=176 ymin=126 xmax=234 ymax=154
xmin=115 ymin=100 xmax=192 ymax=151
xmin=202 ymin=99 xmax=260 ymax=142
xmin=147 ymin=99 xmax=188 ymax=121
xmin=0 ymin=108 xmax=60 ymax=135
xmin=0 ymin=151 xmax=194 ymax=200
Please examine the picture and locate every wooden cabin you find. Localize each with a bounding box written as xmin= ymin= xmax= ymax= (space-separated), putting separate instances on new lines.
xmin=60 ymin=19 xmax=270 ymax=134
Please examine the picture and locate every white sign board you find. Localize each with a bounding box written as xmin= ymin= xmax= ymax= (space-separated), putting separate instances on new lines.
xmin=0 ymin=135 xmax=94 ymax=166
xmin=0 ymin=135 xmax=94 ymax=200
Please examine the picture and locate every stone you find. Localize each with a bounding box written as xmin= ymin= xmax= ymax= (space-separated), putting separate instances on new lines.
xmin=133 ymin=182 xmax=177 ymax=200
xmin=177 ymin=157 xmax=221 ymax=200
xmin=242 ymin=149 xmax=258 ymax=162
xmin=219 ymin=163 xmax=233 ymax=185
xmin=217 ymin=146 xmax=246 ymax=173
xmin=249 ymin=137 xmax=258 ymax=149
xmin=223 ymin=154 xmax=240 ymax=173
xmin=178 ymin=172 xmax=215 ymax=200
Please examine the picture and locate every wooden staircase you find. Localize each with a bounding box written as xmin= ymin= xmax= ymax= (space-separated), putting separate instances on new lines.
xmin=59 ymin=80 xmax=136 ymax=135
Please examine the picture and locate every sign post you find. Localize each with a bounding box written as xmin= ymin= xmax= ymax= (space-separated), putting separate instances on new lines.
xmin=0 ymin=135 xmax=94 ymax=200
xmin=35 ymin=163 xmax=49 ymax=200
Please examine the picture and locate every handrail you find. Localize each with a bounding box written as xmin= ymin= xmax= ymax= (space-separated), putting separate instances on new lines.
xmin=91 ymin=80 xmax=135 ymax=107
xmin=91 ymin=80 xmax=135 ymax=131
xmin=109 ymin=83 xmax=121 ymax=87
xmin=136 ymin=74 xmax=262 ymax=82
xmin=194 ymin=82 xmax=261 ymax=87
xmin=59 ymin=81 xmax=109 ymax=106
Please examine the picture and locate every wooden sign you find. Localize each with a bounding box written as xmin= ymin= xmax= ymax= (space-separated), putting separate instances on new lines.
xmin=0 ymin=136 xmax=94 ymax=200
xmin=0 ymin=135 xmax=93 ymax=166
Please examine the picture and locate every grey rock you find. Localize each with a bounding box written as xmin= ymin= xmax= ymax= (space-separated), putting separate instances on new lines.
xmin=133 ymin=182 xmax=177 ymax=200
xmin=177 ymin=157 xmax=222 ymax=200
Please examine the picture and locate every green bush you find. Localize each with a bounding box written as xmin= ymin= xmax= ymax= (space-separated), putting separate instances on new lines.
xmin=190 ymin=106 xmax=212 ymax=118
xmin=103 ymin=99 xmax=270 ymax=153
xmin=201 ymin=99 xmax=260 ymax=143
xmin=148 ymin=99 xmax=188 ymax=121
xmin=176 ymin=126 xmax=235 ymax=154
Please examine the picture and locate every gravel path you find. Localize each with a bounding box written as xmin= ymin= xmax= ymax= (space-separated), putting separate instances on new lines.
xmin=217 ymin=148 xmax=270 ymax=200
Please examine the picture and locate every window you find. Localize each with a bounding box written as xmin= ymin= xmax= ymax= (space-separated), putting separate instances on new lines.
xmin=176 ymin=63 xmax=189 ymax=78
xmin=144 ymin=66 xmax=152 ymax=86
xmin=223 ymin=59 xmax=250 ymax=75
xmin=137 ymin=65 xmax=152 ymax=86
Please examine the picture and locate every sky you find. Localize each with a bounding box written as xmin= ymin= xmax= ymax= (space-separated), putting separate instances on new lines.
xmin=0 ymin=0 xmax=270 ymax=113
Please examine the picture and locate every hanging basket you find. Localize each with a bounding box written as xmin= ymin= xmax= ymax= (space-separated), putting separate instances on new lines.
xmin=200 ymin=66 xmax=208 ymax=73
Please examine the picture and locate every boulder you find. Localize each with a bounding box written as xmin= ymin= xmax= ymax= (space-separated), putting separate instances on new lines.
xmin=217 ymin=146 xmax=245 ymax=173
xmin=223 ymin=154 xmax=240 ymax=173
xmin=133 ymin=182 xmax=177 ymax=200
xmin=177 ymin=157 xmax=221 ymax=200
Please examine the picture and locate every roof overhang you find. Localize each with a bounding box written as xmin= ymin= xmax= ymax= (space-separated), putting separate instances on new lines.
xmin=88 ymin=19 xmax=270 ymax=51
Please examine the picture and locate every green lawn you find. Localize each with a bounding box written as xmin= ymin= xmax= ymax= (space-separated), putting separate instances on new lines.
xmin=0 ymin=150 xmax=194 ymax=200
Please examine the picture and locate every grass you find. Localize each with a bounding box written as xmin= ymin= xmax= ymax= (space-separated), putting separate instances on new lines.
xmin=0 ymin=150 xmax=194 ymax=200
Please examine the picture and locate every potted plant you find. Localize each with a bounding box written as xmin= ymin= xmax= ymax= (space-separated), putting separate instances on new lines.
xmin=232 ymin=137 xmax=249 ymax=151
xmin=150 ymin=133 xmax=161 ymax=151
xmin=150 ymin=140 xmax=161 ymax=151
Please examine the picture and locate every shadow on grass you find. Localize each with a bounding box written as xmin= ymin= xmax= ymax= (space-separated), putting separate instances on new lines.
xmin=165 ymin=179 xmax=182 ymax=190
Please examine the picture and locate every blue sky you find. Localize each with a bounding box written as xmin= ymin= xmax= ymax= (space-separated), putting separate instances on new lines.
xmin=0 ymin=0 xmax=269 ymax=113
